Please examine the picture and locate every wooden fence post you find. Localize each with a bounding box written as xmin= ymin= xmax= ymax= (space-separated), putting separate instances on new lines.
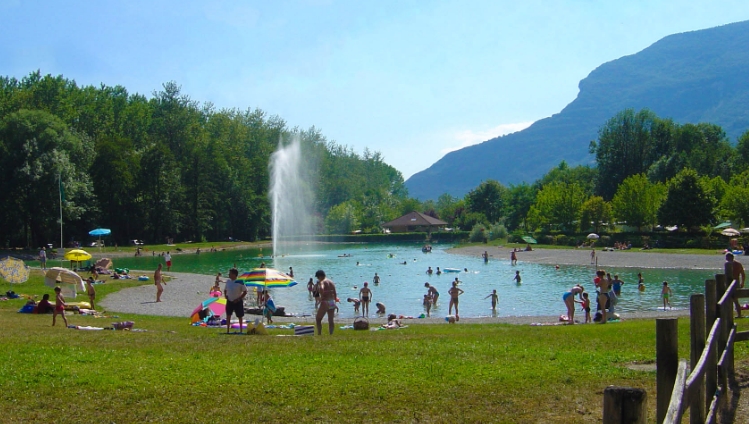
xmin=716 ymin=275 xmax=727 ymax=360
xmin=657 ymin=318 xmax=678 ymax=424
xmin=690 ymin=294 xmax=705 ymax=424
xmin=603 ymin=386 xmax=647 ymax=424
xmin=705 ymin=278 xmax=717 ymax=414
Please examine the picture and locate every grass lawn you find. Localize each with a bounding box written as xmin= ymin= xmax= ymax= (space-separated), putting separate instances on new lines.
xmin=2 ymin=273 xmax=748 ymax=423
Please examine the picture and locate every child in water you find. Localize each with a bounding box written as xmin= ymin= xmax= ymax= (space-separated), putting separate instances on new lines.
xmin=513 ymin=271 xmax=522 ymax=284
xmin=661 ymin=281 xmax=672 ymax=310
xmin=638 ymin=272 xmax=645 ymax=292
xmin=423 ymin=293 xmax=432 ymax=317
xmin=484 ymin=289 xmax=499 ymax=311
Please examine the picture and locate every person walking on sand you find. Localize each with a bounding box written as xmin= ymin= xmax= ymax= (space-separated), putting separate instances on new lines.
xmin=724 ymin=252 xmax=746 ymax=318
xmin=86 ymin=277 xmax=96 ymax=310
xmin=154 ymin=263 xmax=166 ymax=302
xmin=359 ymin=282 xmax=372 ymax=316
xmin=590 ymin=248 xmax=596 ymax=264
xmin=315 ymin=270 xmax=337 ymax=335
xmin=484 ymin=289 xmax=499 ymax=311
xmin=164 ymin=251 xmax=172 ymax=271
xmin=513 ymin=270 xmax=522 ymax=285
xmin=224 ymin=268 xmax=247 ymax=333
xmin=52 ymin=287 xmax=68 ymax=327
xmin=448 ymin=280 xmax=464 ymax=319
xmin=661 ymin=281 xmax=672 ymax=310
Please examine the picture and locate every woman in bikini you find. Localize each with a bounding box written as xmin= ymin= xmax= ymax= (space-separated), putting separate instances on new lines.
xmin=448 ymin=280 xmax=464 ymax=320
xmin=315 ymin=270 xmax=337 ymax=335
xmin=359 ymin=282 xmax=372 ymax=316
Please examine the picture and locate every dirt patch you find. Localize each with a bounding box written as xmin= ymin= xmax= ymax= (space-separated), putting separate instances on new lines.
xmin=625 ymin=362 xmax=656 ymax=372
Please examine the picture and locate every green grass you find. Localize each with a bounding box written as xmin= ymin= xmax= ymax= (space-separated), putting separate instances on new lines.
xmin=2 ymin=272 xmax=748 ymax=423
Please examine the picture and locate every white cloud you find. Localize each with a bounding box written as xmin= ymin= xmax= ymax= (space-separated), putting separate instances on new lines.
xmin=441 ymin=121 xmax=534 ymax=154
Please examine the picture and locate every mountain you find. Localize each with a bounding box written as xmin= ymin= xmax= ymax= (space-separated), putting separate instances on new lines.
xmin=405 ymin=20 xmax=749 ymax=200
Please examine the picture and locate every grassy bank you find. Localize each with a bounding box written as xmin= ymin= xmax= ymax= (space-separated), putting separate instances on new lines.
xmin=2 ymin=273 xmax=748 ymax=422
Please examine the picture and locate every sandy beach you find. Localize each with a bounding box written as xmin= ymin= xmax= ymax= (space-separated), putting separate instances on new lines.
xmin=98 ymin=245 xmax=733 ymax=325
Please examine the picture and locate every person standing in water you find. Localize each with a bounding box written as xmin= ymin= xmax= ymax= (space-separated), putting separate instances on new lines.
xmin=484 ymin=289 xmax=499 ymax=311
xmin=510 ymin=250 xmax=517 ymax=265
xmin=513 ymin=271 xmax=522 ymax=284
xmin=373 ymin=272 xmax=381 ymax=285
xmin=661 ymin=281 xmax=672 ymax=310
xmin=448 ymin=280 xmax=464 ymax=320
xmin=359 ymin=282 xmax=373 ymax=316
xmin=164 ymin=251 xmax=172 ymax=271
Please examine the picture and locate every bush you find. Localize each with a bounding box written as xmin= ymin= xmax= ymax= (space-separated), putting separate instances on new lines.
xmin=469 ymin=224 xmax=488 ymax=243
xmin=489 ymin=223 xmax=508 ymax=241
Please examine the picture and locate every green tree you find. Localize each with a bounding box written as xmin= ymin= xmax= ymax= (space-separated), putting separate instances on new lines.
xmin=532 ymin=182 xmax=587 ymax=230
xmin=325 ymin=201 xmax=360 ymax=234
xmin=721 ymin=171 xmax=749 ymax=227
xmin=465 ymin=180 xmax=508 ymax=224
xmin=658 ymin=169 xmax=715 ymax=230
xmin=579 ymin=196 xmax=611 ymax=233
xmin=611 ymin=174 xmax=665 ymax=231
xmin=505 ymin=183 xmax=536 ymax=231
xmin=0 ymin=109 xmax=95 ymax=247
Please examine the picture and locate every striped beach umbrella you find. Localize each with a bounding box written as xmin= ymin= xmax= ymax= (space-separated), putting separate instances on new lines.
xmin=237 ymin=268 xmax=297 ymax=289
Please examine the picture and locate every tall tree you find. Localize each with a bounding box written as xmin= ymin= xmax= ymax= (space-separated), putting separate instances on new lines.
xmin=465 ymin=180 xmax=508 ymax=224
xmin=611 ymin=174 xmax=665 ymax=231
xmin=658 ymin=169 xmax=715 ymax=230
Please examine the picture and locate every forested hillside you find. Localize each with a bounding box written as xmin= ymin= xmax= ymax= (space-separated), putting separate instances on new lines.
xmin=0 ymin=72 xmax=406 ymax=248
xmin=406 ymin=20 xmax=749 ymax=200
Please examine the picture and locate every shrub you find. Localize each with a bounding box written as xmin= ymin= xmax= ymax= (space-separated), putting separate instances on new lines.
xmin=489 ymin=223 xmax=508 ymax=241
xmin=469 ymin=224 xmax=488 ymax=243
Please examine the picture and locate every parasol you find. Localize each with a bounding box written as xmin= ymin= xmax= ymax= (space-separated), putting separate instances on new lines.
xmin=0 ymin=256 xmax=30 ymax=284
xmin=521 ymin=236 xmax=537 ymax=244
xmin=237 ymin=268 xmax=297 ymax=289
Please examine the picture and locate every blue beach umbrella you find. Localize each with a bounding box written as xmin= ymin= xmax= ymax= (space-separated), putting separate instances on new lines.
xmin=88 ymin=228 xmax=111 ymax=236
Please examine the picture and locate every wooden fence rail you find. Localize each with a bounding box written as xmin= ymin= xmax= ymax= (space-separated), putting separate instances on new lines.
xmin=604 ymin=273 xmax=748 ymax=423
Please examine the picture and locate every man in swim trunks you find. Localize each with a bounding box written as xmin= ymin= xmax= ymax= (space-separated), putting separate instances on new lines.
xmin=448 ymin=280 xmax=464 ymax=320
xmin=373 ymin=273 xmax=381 ymax=285
xmin=724 ymin=252 xmax=746 ymax=318
xmin=315 ymin=269 xmax=337 ymax=335
xmin=154 ymin=263 xmax=166 ymax=302
xmin=224 ymin=268 xmax=247 ymax=333
xmin=164 ymin=251 xmax=172 ymax=271
xmin=359 ymin=282 xmax=372 ymax=316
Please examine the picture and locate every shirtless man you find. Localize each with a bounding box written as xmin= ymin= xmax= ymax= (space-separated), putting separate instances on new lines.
xmin=373 ymin=273 xmax=381 ymax=285
xmin=359 ymin=282 xmax=373 ymax=316
xmin=315 ymin=269 xmax=337 ymax=335
xmin=448 ymin=280 xmax=464 ymax=320
xmin=596 ymin=270 xmax=610 ymax=323
xmin=725 ymin=252 xmax=746 ymax=318
xmin=154 ymin=263 xmax=166 ymax=302
xmin=424 ymin=282 xmax=439 ymax=305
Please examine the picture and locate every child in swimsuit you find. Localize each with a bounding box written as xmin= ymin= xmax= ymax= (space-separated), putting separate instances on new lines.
xmin=662 ymin=281 xmax=672 ymax=310
xmin=423 ymin=294 xmax=432 ymax=317
xmin=53 ymin=287 xmax=68 ymax=327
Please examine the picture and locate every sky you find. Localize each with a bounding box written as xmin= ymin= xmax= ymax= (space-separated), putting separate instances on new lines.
xmin=2 ymin=1 xmax=749 ymax=179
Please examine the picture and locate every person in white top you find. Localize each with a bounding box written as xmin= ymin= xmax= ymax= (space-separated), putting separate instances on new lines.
xmin=164 ymin=251 xmax=172 ymax=271
xmin=224 ymin=268 xmax=248 ymax=333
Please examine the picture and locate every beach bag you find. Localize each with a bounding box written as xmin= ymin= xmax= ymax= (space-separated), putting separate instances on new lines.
xmin=353 ymin=317 xmax=369 ymax=330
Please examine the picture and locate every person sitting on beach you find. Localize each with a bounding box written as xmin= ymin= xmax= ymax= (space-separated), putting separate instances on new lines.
xmin=382 ymin=313 xmax=403 ymax=329
xmin=35 ymin=294 xmax=53 ymax=314
xmin=210 ymin=273 xmax=222 ymax=297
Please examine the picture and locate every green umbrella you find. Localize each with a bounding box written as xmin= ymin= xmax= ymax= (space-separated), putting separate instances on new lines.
xmin=521 ymin=236 xmax=537 ymax=244
xmin=713 ymin=222 xmax=733 ymax=230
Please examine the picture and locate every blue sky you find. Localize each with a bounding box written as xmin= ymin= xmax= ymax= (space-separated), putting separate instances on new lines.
xmin=2 ymin=1 xmax=749 ymax=179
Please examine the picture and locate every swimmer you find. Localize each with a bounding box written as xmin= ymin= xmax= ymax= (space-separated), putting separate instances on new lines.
xmin=513 ymin=271 xmax=521 ymax=285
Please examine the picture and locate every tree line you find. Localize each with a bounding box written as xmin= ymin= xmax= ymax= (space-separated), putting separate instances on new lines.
xmin=0 ymin=71 xmax=407 ymax=248
xmin=3 ymin=72 xmax=749 ymax=248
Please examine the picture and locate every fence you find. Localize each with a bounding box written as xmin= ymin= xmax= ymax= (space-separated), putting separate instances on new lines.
xmin=603 ymin=273 xmax=749 ymax=424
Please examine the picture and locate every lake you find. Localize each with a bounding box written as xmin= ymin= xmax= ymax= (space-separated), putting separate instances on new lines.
xmin=105 ymin=242 xmax=718 ymax=319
